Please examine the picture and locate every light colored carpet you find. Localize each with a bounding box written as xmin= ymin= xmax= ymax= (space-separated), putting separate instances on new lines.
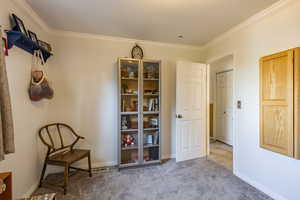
xmin=34 ymin=158 xmax=272 ymax=200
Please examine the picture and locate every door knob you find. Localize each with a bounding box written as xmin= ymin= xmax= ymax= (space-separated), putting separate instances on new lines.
xmin=176 ymin=114 xmax=183 ymax=119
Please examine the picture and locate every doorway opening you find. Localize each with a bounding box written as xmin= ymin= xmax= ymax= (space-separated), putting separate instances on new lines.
xmin=208 ymin=55 xmax=234 ymax=170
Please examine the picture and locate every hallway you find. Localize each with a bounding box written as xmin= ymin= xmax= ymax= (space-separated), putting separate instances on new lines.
xmin=209 ymin=140 xmax=233 ymax=170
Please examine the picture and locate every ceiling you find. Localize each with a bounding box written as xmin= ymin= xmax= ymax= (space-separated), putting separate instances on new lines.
xmin=25 ymin=0 xmax=279 ymax=46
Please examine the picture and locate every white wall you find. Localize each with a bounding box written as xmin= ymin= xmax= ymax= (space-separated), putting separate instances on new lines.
xmin=47 ymin=32 xmax=204 ymax=167
xmin=204 ymin=1 xmax=300 ymax=199
xmin=0 ymin=0 xmax=53 ymax=198
xmin=209 ymin=55 xmax=233 ymax=104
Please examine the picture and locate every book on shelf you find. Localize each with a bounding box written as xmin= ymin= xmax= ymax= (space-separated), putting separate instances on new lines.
xmin=147 ymin=98 xmax=159 ymax=112
xmin=143 ymin=131 xmax=159 ymax=146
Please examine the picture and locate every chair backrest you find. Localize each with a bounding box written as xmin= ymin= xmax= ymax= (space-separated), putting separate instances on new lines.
xmin=39 ymin=123 xmax=83 ymax=155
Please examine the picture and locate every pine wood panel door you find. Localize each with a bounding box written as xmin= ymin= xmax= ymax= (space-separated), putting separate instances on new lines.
xmin=294 ymin=48 xmax=300 ymax=159
xmin=260 ymin=50 xmax=294 ymax=157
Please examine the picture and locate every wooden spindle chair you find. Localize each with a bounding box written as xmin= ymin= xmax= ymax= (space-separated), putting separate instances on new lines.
xmin=38 ymin=123 xmax=92 ymax=194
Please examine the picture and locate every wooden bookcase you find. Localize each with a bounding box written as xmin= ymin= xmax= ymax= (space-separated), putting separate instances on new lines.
xmin=118 ymin=58 xmax=161 ymax=168
xmin=0 ymin=172 xmax=12 ymax=200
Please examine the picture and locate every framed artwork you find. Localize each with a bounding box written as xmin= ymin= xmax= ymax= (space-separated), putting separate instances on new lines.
xmin=2 ymin=38 xmax=8 ymax=56
xmin=28 ymin=30 xmax=38 ymax=43
xmin=11 ymin=13 xmax=28 ymax=36
xmin=38 ymin=40 xmax=52 ymax=52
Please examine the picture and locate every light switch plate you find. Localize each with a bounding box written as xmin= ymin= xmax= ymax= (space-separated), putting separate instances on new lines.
xmin=237 ymin=100 xmax=242 ymax=109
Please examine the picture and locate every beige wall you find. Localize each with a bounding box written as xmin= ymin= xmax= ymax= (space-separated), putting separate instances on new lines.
xmin=204 ymin=1 xmax=300 ymax=200
xmin=47 ymin=32 xmax=204 ymax=167
xmin=0 ymin=0 xmax=53 ymax=198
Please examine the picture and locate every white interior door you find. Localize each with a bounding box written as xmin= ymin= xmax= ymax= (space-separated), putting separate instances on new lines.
xmin=176 ymin=61 xmax=207 ymax=162
xmin=216 ymin=70 xmax=233 ymax=145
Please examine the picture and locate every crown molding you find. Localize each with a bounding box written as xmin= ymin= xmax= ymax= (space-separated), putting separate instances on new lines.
xmin=12 ymin=0 xmax=292 ymax=51
xmin=51 ymin=29 xmax=204 ymax=50
xmin=202 ymin=0 xmax=292 ymax=50
xmin=10 ymin=0 xmax=203 ymax=50
xmin=11 ymin=0 xmax=204 ymax=50
xmin=11 ymin=0 xmax=52 ymax=33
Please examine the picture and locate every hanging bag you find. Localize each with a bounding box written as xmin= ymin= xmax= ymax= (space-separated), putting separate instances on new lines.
xmin=28 ymin=50 xmax=54 ymax=101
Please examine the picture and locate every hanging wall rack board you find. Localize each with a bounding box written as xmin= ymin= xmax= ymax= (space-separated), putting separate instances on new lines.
xmin=5 ymin=30 xmax=53 ymax=62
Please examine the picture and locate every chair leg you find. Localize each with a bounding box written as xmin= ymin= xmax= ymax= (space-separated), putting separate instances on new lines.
xmin=64 ymin=164 xmax=69 ymax=195
xmin=88 ymin=153 xmax=92 ymax=177
xmin=39 ymin=161 xmax=47 ymax=187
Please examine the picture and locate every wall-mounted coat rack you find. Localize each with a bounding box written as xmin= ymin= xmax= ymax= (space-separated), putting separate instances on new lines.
xmin=5 ymin=30 xmax=53 ymax=62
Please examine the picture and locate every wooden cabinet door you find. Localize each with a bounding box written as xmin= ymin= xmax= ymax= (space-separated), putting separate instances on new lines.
xmin=260 ymin=50 xmax=294 ymax=157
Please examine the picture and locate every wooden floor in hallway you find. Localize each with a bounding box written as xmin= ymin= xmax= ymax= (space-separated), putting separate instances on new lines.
xmin=209 ymin=140 xmax=233 ymax=170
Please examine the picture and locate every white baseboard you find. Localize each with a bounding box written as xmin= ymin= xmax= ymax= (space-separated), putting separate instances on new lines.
xmin=23 ymin=181 xmax=39 ymax=198
xmin=90 ymin=161 xmax=118 ymax=168
xmin=162 ymin=154 xmax=176 ymax=159
xmin=92 ymin=155 xmax=177 ymax=166
xmin=76 ymin=160 xmax=118 ymax=170
xmin=234 ymin=171 xmax=287 ymax=200
xmin=92 ymin=155 xmax=177 ymax=165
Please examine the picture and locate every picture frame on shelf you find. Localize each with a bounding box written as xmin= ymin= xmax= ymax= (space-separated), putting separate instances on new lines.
xmin=11 ymin=13 xmax=28 ymax=36
xmin=28 ymin=30 xmax=38 ymax=43
xmin=38 ymin=40 xmax=52 ymax=52
xmin=2 ymin=37 xmax=8 ymax=56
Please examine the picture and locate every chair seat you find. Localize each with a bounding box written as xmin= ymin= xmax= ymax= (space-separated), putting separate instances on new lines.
xmin=48 ymin=149 xmax=90 ymax=164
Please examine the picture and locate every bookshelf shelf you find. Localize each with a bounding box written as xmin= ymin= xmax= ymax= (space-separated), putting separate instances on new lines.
xmin=122 ymin=146 xmax=139 ymax=150
xmin=144 ymin=78 xmax=159 ymax=81
xmin=143 ymin=111 xmax=159 ymax=114
xmin=120 ymin=112 xmax=138 ymax=115
xmin=121 ymin=93 xmax=138 ymax=96
xmin=144 ymin=94 xmax=159 ymax=96
xmin=121 ymin=78 xmax=138 ymax=80
xmin=144 ymin=144 xmax=159 ymax=148
xmin=121 ymin=129 xmax=139 ymax=132
xmin=144 ymin=128 xmax=159 ymax=131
